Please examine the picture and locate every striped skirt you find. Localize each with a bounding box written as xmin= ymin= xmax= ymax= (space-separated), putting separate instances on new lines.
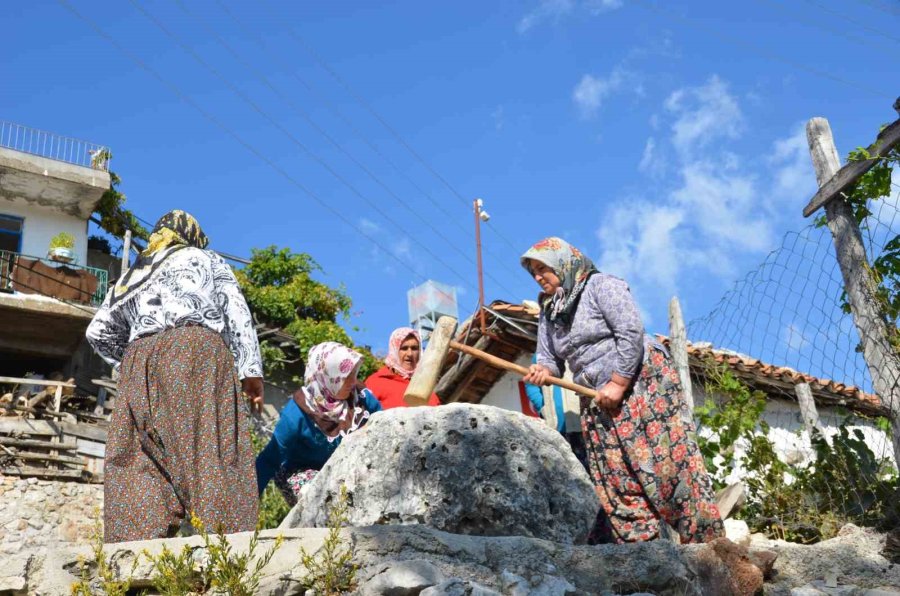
xmin=104 ymin=325 xmax=258 ymax=543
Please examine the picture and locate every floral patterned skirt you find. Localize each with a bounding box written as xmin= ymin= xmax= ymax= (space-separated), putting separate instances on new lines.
xmin=273 ymin=467 xmax=319 ymax=507
xmin=105 ymin=326 xmax=258 ymax=543
xmin=583 ymin=346 xmax=724 ymax=544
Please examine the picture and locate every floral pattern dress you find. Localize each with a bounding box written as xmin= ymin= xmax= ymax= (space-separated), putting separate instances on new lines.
xmin=583 ymin=346 xmax=724 ymax=544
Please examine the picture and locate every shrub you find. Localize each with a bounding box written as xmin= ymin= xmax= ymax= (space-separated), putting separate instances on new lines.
xmin=696 ymin=362 xmax=898 ymax=543
xmin=297 ymin=485 xmax=358 ymax=595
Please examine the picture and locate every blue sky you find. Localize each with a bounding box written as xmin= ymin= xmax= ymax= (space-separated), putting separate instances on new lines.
xmin=2 ymin=0 xmax=897 ymax=359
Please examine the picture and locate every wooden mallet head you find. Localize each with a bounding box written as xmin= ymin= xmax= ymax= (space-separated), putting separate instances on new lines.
xmin=404 ymin=316 xmax=458 ymax=406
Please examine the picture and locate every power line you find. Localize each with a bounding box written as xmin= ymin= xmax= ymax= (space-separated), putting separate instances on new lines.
xmin=212 ymin=1 xmax=470 ymax=240
xmin=629 ymin=0 xmax=895 ymax=100
xmin=800 ymin=0 xmax=900 ymax=44
xmin=855 ymin=0 xmax=900 ymax=18
xmin=754 ymin=0 xmax=897 ymax=51
xmin=170 ymin=0 xmax=519 ymax=295
xmin=126 ymin=0 xmax=481 ymax=292
xmin=56 ymin=0 xmax=444 ymax=291
xmin=251 ymin=0 xmax=529 ymax=263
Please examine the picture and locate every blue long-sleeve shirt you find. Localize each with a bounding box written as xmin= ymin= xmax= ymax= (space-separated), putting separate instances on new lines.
xmin=524 ymin=382 xmax=567 ymax=434
xmin=524 ymin=352 xmax=568 ymax=434
xmin=255 ymin=389 xmax=382 ymax=495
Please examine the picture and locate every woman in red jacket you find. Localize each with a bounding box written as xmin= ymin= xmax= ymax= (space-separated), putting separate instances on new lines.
xmin=365 ymin=327 xmax=441 ymax=408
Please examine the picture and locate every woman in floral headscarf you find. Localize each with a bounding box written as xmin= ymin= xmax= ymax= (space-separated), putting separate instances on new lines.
xmin=365 ymin=327 xmax=441 ymax=409
xmin=521 ymin=237 xmax=723 ymax=545
xmin=87 ymin=209 xmax=263 ymax=543
xmin=255 ymin=342 xmax=382 ymax=505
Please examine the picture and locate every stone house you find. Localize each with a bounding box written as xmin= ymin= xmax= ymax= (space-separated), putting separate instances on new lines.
xmin=0 ymin=120 xmax=116 ymax=387
xmin=0 ymin=120 xmax=119 ymax=555
xmin=433 ymin=300 xmax=896 ymax=470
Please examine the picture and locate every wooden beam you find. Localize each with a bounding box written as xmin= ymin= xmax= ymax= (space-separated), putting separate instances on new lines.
xmin=4 ymin=451 xmax=85 ymax=466
xmin=0 ymin=467 xmax=85 ymax=480
xmin=795 ymin=382 xmax=821 ymax=435
xmin=803 ymin=117 xmax=900 ymax=217
xmin=807 ymin=117 xmax=900 ymax=463
xmin=0 ymin=418 xmax=60 ymax=436
xmin=0 ymin=437 xmax=78 ymax=450
xmin=59 ymin=422 xmax=108 ymax=443
xmin=0 ymin=377 xmax=76 ymax=388
xmin=668 ymin=296 xmax=694 ymax=421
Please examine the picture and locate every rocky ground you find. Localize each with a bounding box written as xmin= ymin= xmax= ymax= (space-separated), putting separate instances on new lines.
xmin=2 ymin=404 xmax=898 ymax=595
xmin=2 ymin=522 xmax=898 ymax=595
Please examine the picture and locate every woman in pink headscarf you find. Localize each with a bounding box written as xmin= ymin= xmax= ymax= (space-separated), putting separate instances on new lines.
xmin=365 ymin=327 xmax=441 ymax=409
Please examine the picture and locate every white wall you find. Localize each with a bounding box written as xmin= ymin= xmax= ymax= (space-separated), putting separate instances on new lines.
xmin=479 ymin=353 xmax=543 ymax=417
xmin=0 ymin=201 xmax=89 ymax=265
xmin=481 ymin=366 xmax=896 ymax=479
xmin=694 ymin=384 xmax=896 ymax=484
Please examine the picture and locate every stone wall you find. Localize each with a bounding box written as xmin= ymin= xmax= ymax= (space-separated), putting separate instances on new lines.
xmin=0 ymin=476 xmax=102 ymax=555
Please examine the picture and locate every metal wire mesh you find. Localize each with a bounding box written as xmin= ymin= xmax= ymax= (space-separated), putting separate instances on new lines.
xmin=686 ymin=189 xmax=900 ymax=537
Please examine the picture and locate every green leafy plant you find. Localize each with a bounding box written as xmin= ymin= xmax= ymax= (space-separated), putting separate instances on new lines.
xmin=49 ymin=232 xmax=75 ymax=250
xmin=143 ymin=543 xmax=205 ymax=595
xmin=192 ymin=514 xmax=283 ymax=596
xmin=92 ymin=149 xmax=150 ymax=241
xmin=143 ymin=513 xmax=283 ymax=595
xmin=87 ymin=234 xmax=113 ymax=255
xmin=236 ymin=246 xmax=381 ymax=381
xmin=297 ymin=485 xmax=358 ymax=595
xmin=696 ymin=361 xmax=899 ymax=543
xmin=70 ymin=516 xmax=138 ymax=596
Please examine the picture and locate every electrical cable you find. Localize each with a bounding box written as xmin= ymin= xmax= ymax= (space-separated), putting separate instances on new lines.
xmin=55 ymin=0 xmax=445 ymax=289
xmin=170 ymin=0 xmax=520 ymax=295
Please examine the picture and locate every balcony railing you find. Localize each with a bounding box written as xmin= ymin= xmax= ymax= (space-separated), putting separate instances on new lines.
xmin=0 ymin=120 xmax=110 ymax=171
xmin=0 ymin=250 xmax=108 ymax=306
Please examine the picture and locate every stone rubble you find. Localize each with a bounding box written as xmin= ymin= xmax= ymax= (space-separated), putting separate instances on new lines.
xmin=0 ymin=476 xmax=102 ymax=556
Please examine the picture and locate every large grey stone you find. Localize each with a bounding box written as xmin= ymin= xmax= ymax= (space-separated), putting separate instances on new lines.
xmin=420 ymin=578 xmax=502 ymax=596
xmin=289 ymin=404 xmax=599 ymax=544
xmin=359 ymin=559 xmax=445 ymax=595
xmin=763 ymin=524 xmax=900 ymax=594
xmin=0 ymin=552 xmax=30 ymax=594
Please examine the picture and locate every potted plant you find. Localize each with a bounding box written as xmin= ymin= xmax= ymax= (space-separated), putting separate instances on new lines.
xmin=48 ymin=232 xmax=76 ymax=263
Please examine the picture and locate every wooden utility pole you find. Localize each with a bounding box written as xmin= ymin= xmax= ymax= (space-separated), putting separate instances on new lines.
xmin=121 ymin=229 xmax=132 ymax=273
xmin=668 ymin=296 xmax=694 ymax=421
xmin=794 ymin=382 xmax=821 ymax=436
xmin=805 ymin=114 xmax=900 ymax=463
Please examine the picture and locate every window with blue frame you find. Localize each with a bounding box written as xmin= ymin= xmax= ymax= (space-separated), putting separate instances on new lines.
xmin=0 ymin=214 xmax=24 ymax=253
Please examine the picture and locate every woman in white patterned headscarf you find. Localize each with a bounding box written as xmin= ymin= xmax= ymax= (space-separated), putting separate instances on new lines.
xmin=255 ymin=342 xmax=382 ymax=505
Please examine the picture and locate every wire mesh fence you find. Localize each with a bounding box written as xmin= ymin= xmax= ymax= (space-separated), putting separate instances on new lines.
xmin=685 ymin=183 xmax=900 ymax=540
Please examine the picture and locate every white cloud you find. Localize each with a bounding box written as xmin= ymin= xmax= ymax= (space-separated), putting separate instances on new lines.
xmin=517 ymin=0 xmax=622 ymax=33
xmin=597 ymin=75 xmax=805 ymax=312
xmin=638 ymin=137 xmax=666 ymax=178
xmin=358 ymin=218 xmax=382 ymax=235
xmin=517 ymin=0 xmax=575 ymax=33
xmin=572 ymin=67 xmax=628 ymax=118
xmin=769 ymin=125 xmax=814 ymax=204
xmin=392 ymin=237 xmax=412 ymax=260
xmin=784 ymin=323 xmax=810 ymax=352
xmin=665 ymin=75 xmax=743 ymax=156
xmin=672 ymin=162 xmax=772 ymax=253
xmin=491 ymin=105 xmax=505 ymax=131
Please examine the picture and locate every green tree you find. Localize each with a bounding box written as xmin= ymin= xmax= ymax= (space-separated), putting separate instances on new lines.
xmin=91 ymin=149 xmax=150 ymax=241
xmin=236 ymin=246 xmax=381 ymax=381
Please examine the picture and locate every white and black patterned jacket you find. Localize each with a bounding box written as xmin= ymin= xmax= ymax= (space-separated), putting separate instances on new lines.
xmin=86 ymin=247 xmax=263 ymax=379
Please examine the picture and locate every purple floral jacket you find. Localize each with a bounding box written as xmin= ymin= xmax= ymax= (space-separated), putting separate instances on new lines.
xmin=536 ymin=273 xmax=651 ymax=390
